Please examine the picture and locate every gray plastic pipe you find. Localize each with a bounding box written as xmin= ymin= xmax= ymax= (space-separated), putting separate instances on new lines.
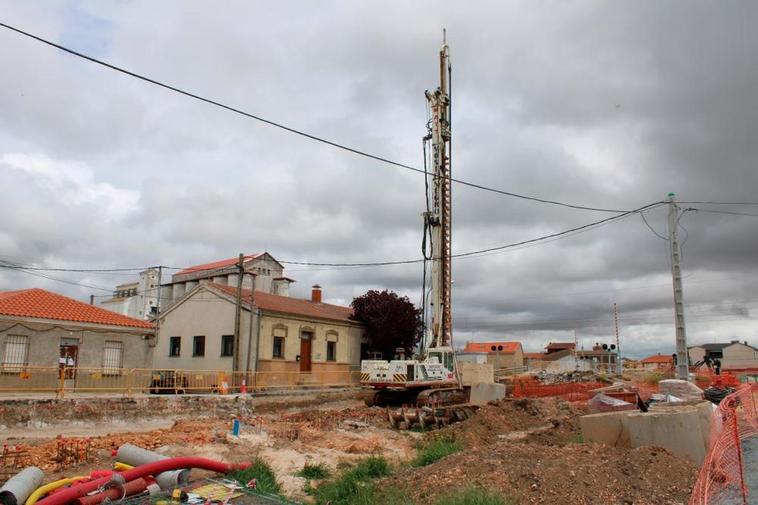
xmin=116 ymin=444 xmax=190 ymax=489
xmin=0 ymin=467 xmax=44 ymax=505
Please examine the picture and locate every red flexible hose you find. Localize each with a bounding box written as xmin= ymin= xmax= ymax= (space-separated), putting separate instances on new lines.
xmin=36 ymin=458 xmax=249 ymax=505
xmin=74 ymin=478 xmax=148 ymax=505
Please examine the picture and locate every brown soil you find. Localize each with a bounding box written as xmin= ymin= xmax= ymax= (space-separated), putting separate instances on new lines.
xmin=385 ymin=442 xmax=697 ymax=505
xmin=383 ymin=397 xmax=698 ymax=505
xmin=444 ymin=397 xmax=587 ymax=448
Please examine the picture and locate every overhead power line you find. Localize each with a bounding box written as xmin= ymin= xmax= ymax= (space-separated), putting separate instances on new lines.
xmin=679 ymin=201 xmax=758 ymax=206
xmin=0 ymin=261 xmax=112 ymax=291
xmin=689 ymin=208 xmax=758 ymax=217
xmin=0 ymin=21 xmax=631 ymax=214
xmin=0 ymin=200 xmax=664 ymax=285
xmin=278 ymin=201 xmax=665 ymax=267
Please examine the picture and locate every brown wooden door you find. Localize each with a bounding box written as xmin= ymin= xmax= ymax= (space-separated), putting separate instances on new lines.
xmin=59 ymin=345 xmax=78 ymax=379
xmin=299 ymin=332 xmax=312 ymax=372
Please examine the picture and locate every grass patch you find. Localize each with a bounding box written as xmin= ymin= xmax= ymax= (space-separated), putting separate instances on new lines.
xmin=297 ymin=462 xmax=331 ymax=480
xmin=434 ymin=486 xmax=511 ymax=505
xmin=412 ymin=436 xmax=462 ymax=467
xmin=228 ymin=458 xmax=281 ymax=496
xmin=313 ymin=456 xmax=393 ymax=505
xmin=568 ymin=433 xmax=584 ymax=444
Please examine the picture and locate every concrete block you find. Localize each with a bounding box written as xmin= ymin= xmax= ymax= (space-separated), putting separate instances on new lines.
xmin=658 ymin=379 xmax=704 ymax=401
xmin=625 ymin=407 xmax=708 ymax=464
xmin=580 ymin=411 xmax=633 ymax=447
xmin=470 ymin=381 xmax=506 ymax=405
xmin=649 ymin=401 xmax=714 ymax=449
xmin=459 ymin=363 xmax=494 ymax=386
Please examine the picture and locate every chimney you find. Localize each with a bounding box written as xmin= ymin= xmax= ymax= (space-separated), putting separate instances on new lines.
xmin=89 ymin=294 xmax=94 ymax=305
xmin=311 ymin=284 xmax=322 ymax=303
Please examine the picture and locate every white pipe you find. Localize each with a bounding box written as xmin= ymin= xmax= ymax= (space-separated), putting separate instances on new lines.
xmin=116 ymin=444 xmax=190 ymax=489
xmin=0 ymin=467 xmax=44 ymax=505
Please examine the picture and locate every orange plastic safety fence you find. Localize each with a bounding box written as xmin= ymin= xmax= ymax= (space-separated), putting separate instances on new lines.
xmin=689 ymin=384 xmax=758 ymax=505
xmin=512 ymin=378 xmax=605 ymax=401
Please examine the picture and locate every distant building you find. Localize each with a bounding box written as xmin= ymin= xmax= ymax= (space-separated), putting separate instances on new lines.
xmin=460 ymin=341 xmax=524 ymax=369
xmin=101 ymin=268 xmax=160 ymax=320
xmin=154 ymin=283 xmax=367 ymax=379
xmin=531 ymin=348 xmax=593 ymax=373
xmin=0 ymin=288 xmax=154 ymax=387
xmin=102 ymin=253 xmax=294 ymax=320
xmin=638 ymin=353 xmax=673 ymax=371
xmin=523 ymin=352 xmax=546 ymax=367
xmin=165 ymin=252 xmax=292 ymax=307
xmin=545 ymin=342 xmax=575 ymax=354
xmin=689 ymin=341 xmax=758 ymax=372
xmin=576 ymin=344 xmax=618 ymax=372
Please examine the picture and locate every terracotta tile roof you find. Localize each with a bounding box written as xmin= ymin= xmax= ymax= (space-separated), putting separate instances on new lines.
xmin=639 ymin=354 xmax=673 ymax=364
xmin=523 ymin=352 xmax=545 ymax=360
xmin=175 ymin=253 xmax=262 ymax=275
xmin=0 ymin=288 xmax=154 ymax=329
xmin=210 ymin=283 xmax=355 ymax=323
xmin=463 ymin=341 xmax=522 ymax=354
xmin=546 ymin=342 xmax=576 ymax=351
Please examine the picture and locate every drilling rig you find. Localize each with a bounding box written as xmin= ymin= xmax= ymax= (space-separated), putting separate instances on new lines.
xmin=359 ymin=35 xmax=475 ymax=429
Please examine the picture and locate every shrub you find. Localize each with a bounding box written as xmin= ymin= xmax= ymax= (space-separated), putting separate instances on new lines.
xmin=644 ymin=372 xmax=665 ymax=385
xmin=412 ymin=436 xmax=462 ymax=467
xmin=228 ymin=458 xmax=281 ymax=496
xmin=297 ymin=462 xmax=331 ymax=480
xmin=434 ymin=486 xmax=511 ymax=505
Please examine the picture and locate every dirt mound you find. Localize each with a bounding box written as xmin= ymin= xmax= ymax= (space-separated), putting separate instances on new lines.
xmin=444 ymin=397 xmax=587 ymax=448
xmin=385 ymin=441 xmax=698 ymax=504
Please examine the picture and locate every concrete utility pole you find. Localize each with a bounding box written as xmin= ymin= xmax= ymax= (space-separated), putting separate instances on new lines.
xmin=155 ymin=266 xmax=162 ymax=333
xmin=233 ymin=253 xmax=244 ymax=373
xmin=667 ymin=193 xmax=689 ymax=380
xmin=613 ymin=303 xmax=622 ymax=375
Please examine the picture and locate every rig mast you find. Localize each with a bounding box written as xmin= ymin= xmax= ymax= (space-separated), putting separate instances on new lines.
xmin=424 ymin=34 xmax=452 ymax=349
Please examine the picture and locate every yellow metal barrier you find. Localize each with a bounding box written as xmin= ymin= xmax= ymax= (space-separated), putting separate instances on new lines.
xmin=0 ymin=366 xmax=362 ymax=397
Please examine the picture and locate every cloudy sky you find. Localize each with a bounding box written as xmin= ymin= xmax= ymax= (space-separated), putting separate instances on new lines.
xmin=1 ymin=1 xmax=756 ymax=357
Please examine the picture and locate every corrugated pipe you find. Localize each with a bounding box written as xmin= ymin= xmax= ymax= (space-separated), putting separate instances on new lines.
xmin=35 ymin=457 xmax=249 ymax=505
xmin=0 ymin=467 xmax=44 ymax=505
xmin=24 ymin=477 xmax=88 ymax=505
xmin=115 ymin=445 xmax=190 ymax=489
xmin=74 ymin=478 xmax=152 ymax=505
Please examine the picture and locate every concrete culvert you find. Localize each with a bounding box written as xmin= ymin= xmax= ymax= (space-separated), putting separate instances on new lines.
xmin=0 ymin=467 xmax=44 ymax=505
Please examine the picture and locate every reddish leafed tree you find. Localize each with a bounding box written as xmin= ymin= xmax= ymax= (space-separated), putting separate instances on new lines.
xmin=351 ymin=289 xmax=423 ymax=360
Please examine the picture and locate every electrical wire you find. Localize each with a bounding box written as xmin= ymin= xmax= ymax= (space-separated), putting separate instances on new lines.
xmin=689 ymin=208 xmax=758 ymax=217
xmin=276 ymin=201 xmax=664 ymax=267
xmin=0 ymin=21 xmax=634 ymax=214
xmin=640 ymin=210 xmax=668 ymax=240
xmin=0 ymin=260 xmax=113 ymax=291
xmin=678 ymin=201 xmax=758 ymax=206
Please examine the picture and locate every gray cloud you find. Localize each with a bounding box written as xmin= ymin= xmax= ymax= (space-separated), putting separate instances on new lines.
xmin=1 ymin=1 xmax=756 ymax=357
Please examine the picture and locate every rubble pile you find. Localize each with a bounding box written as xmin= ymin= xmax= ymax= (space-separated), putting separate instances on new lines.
xmin=387 ymin=441 xmax=698 ymax=505
xmin=444 ymin=398 xmax=586 ymax=448
xmin=383 ymin=396 xmax=698 ymax=504
xmin=534 ymin=370 xmax=601 ymax=384
xmin=2 ymin=419 xmax=223 ymax=471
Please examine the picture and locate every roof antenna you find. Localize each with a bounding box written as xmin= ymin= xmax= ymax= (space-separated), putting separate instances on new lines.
xmin=443 ymin=28 xmax=446 ymax=44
